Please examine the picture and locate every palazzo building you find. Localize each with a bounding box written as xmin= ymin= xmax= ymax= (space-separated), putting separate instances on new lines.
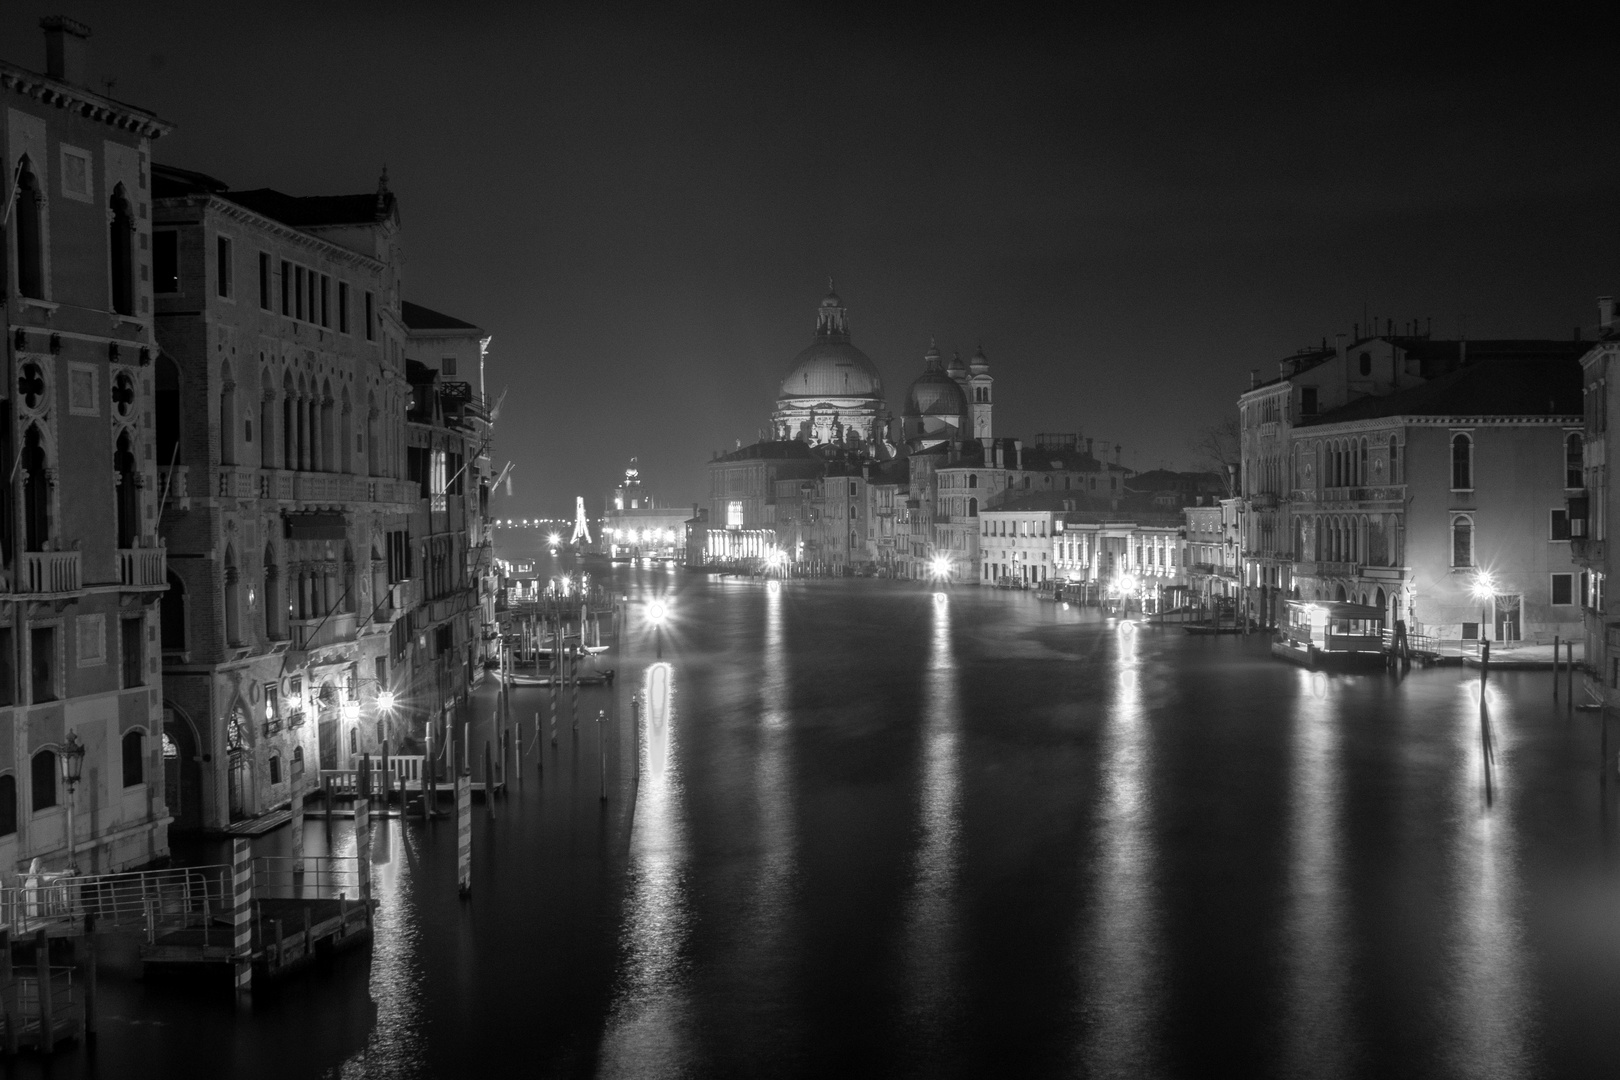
xmin=1 ymin=20 xmax=174 ymax=871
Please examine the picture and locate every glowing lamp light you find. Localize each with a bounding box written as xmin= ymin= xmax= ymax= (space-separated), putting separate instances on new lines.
xmin=1118 ymin=574 xmax=1139 ymax=596
xmin=378 ymin=691 xmax=396 ymax=712
xmin=1470 ymin=571 xmax=1497 ymax=601
xmin=929 ymin=554 xmax=952 ymax=579
xmin=933 ymin=590 xmax=948 ymax=604
xmin=265 ymin=699 xmax=274 ymax=721
xmin=547 ymin=531 xmax=562 ymax=547
xmin=341 ymin=701 xmax=360 ymax=722
xmin=647 ymin=600 xmax=670 ymax=624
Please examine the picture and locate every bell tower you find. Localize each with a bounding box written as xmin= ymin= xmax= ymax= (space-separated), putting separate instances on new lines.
xmin=969 ymin=345 xmax=993 ymax=440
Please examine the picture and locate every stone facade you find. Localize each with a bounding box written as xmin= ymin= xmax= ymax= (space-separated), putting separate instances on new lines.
xmin=1 ymin=28 xmax=174 ymax=872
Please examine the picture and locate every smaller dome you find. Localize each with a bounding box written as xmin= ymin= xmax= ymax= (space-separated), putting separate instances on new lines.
xmin=946 ymin=350 xmax=966 ymax=378
xmin=905 ymin=367 xmax=969 ymax=419
xmin=969 ymin=345 xmax=990 ymax=375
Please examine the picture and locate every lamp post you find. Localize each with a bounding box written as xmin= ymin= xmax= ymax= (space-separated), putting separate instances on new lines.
xmin=61 ymin=730 xmax=85 ymax=874
xmin=647 ymin=599 xmax=669 ymax=659
xmin=1471 ymin=571 xmax=1497 ymax=659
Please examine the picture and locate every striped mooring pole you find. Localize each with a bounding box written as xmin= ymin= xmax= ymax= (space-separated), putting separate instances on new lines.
xmin=232 ymin=837 xmax=253 ymax=996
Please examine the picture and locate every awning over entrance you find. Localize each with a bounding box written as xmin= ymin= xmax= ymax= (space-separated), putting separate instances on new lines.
xmin=284 ymin=512 xmax=347 ymax=540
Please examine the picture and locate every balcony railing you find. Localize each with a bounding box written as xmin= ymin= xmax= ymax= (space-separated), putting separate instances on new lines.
xmin=118 ymin=545 xmax=167 ymax=588
xmin=20 ymin=551 xmax=81 ymax=594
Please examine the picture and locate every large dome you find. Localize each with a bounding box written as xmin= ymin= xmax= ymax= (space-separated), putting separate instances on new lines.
xmin=904 ymin=367 xmax=968 ymax=418
xmin=780 ymin=340 xmax=884 ymax=400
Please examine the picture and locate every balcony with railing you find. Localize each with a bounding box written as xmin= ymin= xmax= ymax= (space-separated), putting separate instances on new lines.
xmin=20 ymin=551 xmax=81 ymax=595
xmin=118 ymin=544 xmax=167 ymax=589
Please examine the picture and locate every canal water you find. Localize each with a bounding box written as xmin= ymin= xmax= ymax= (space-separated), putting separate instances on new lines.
xmin=29 ymin=559 xmax=1620 ymax=1078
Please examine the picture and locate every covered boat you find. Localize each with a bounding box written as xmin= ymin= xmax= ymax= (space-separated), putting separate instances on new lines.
xmin=1272 ymin=600 xmax=1386 ymax=670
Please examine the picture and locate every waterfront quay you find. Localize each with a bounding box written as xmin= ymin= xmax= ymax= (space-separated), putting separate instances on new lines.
xmin=16 ymin=565 xmax=1620 ymax=1078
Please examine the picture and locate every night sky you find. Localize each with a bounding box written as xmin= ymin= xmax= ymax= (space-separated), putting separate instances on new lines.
xmin=6 ymin=3 xmax=1616 ymax=516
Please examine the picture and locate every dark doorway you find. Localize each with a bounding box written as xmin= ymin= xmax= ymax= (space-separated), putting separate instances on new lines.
xmin=162 ymin=707 xmax=205 ymax=832
xmin=319 ymin=709 xmax=339 ymax=771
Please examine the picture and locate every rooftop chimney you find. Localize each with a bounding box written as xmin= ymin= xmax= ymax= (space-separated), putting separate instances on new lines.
xmin=1249 ymin=369 xmax=1259 ymax=389
xmin=40 ymin=16 xmax=91 ymax=86
xmin=1600 ymin=296 xmax=1615 ymax=331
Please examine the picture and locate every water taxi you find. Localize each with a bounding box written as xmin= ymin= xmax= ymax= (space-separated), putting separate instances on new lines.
xmin=1272 ymin=600 xmax=1387 ymax=670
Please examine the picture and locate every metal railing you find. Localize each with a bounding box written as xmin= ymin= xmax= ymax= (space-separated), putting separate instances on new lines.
xmin=251 ymin=857 xmax=363 ymax=901
xmin=318 ymin=755 xmax=425 ymax=795
xmin=0 ymin=865 xmax=232 ymax=937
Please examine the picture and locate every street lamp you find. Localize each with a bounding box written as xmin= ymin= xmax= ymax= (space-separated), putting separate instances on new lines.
xmin=929 ymin=553 xmax=952 ymax=581
xmin=61 ymin=730 xmax=85 ymax=874
xmin=647 ymin=599 xmax=670 ymax=659
xmin=1471 ymin=570 xmax=1497 ymax=656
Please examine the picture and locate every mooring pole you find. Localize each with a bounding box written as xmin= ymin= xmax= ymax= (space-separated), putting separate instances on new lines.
xmin=1555 ymin=635 xmax=1561 ymax=699
xmin=598 ymin=709 xmax=608 ymax=802
xmin=457 ymin=738 xmax=472 ymax=898
xmin=355 ymin=759 xmax=372 ymax=927
xmin=83 ymin=912 xmax=98 ymax=1039
xmin=232 ymin=837 xmax=253 ymax=998
xmin=1481 ymin=640 xmax=1495 ymax=807
xmin=515 ymin=722 xmax=523 ymax=786
xmin=1569 ymin=640 xmax=1577 ymax=706
xmin=291 ymin=754 xmax=305 ymax=871
xmin=484 ymin=741 xmax=496 ymax=817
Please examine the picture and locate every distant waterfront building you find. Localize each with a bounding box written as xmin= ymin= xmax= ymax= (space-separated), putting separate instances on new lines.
xmin=1573 ymin=298 xmax=1619 ymax=698
xmin=1 ymin=20 xmax=175 ymax=870
xmin=403 ymin=302 xmax=496 ymax=737
xmin=602 ymin=460 xmax=689 ymax=560
xmin=1240 ymin=331 xmax=1587 ymax=641
xmin=151 ymin=163 xmax=419 ymax=828
xmin=771 ymin=288 xmax=893 ymax=455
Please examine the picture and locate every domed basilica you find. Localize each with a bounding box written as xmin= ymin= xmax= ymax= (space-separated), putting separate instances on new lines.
xmin=771 ymin=286 xmax=993 ymax=457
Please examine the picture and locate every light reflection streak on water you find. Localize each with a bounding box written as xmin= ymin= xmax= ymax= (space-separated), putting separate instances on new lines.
xmin=598 ymin=661 xmax=692 ymax=1077
xmin=1280 ymin=669 xmax=1350 ymax=1077
xmin=341 ymin=819 xmax=425 ymax=1080
xmin=1447 ymin=683 xmax=1530 ymax=1079
xmin=902 ymin=591 xmax=962 ymax=1040
xmin=1080 ymin=620 xmax=1159 ymax=1078
xmin=750 ymin=583 xmax=795 ymax=927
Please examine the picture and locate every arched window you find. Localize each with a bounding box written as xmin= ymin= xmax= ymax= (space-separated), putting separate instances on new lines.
xmin=1358 ymin=438 xmax=1369 ymax=486
xmin=1452 ymin=515 xmax=1473 ymax=567
xmin=264 ymin=543 xmax=283 ymax=640
xmin=114 ymin=430 xmax=139 ymax=549
xmin=968 ymin=474 xmax=977 ymax=489
xmin=340 ymin=387 xmax=353 ymax=475
xmin=321 ymin=379 xmax=335 ymax=472
xmin=161 ymin=569 xmax=186 ymax=650
xmin=261 ymin=371 xmax=277 ymax=468
xmin=269 ymin=755 xmax=282 ymax=786
xmin=282 ymin=372 xmax=296 ymax=470
xmin=219 ymin=363 xmax=237 ymax=466
xmin=31 ymin=750 xmax=57 ymax=811
xmin=1388 ymin=435 xmax=1399 ymax=483
xmin=366 ymin=392 xmax=379 ymax=477
xmin=21 ymin=423 xmax=49 ymax=552
xmin=223 ymin=545 xmax=241 ymax=645
xmin=1451 ymin=433 xmax=1473 ymax=490
xmin=968 ymin=497 xmax=978 ymax=517
xmin=123 ymin=729 xmax=145 ymax=787
xmin=14 ymin=158 xmax=44 ymax=298
xmin=343 ymin=544 xmax=356 ymax=614
xmin=109 ymin=183 xmax=135 ymax=316
xmin=1567 ymin=433 xmax=1584 ymax=489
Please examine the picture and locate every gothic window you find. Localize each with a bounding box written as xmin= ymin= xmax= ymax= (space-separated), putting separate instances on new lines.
xmin=114 ymin=430 xmax=139 ymax=548
xmin=1388 ymin=435 xmax=1399 ymax=483
xmin=109 ymin=183 xmax=135 ymax=316
xmin=283 ymin=371 xmax=296 ymax=469
xmin=14 ymin=157 xmax=44 ymax=299
xmin=21 ymin=424 xmax=49 ymax=552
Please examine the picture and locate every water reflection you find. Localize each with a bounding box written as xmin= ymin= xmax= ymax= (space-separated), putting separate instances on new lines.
xmin=599 ymin=661 xmax=693 ymax=1076
xmin=341 ymin=819 xmax=426 ymax=1078
xmin=902 ymin=591 xmax=963 ymax=1047
xmin=751 ymin=584 xmax=796 ymax=934
xmin=1447 ymin=687 xmax=1530 ymax=1079
xmin=1281 ymin=669 xmax=1351 ymax=1077
xmin=1080 ymin=618 xmax=1161 ymax=1076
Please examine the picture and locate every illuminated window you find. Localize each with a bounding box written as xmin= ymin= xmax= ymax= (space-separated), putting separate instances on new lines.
xmin=1451 ymin=433 xmax=1473 ymax=490
xmin=727 ymin=501 xmax=743 ymax=529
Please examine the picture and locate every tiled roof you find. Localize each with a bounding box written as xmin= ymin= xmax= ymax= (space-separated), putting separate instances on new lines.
xmin=402 ymin=301 xmax=481 ymax=332
xmin=1300 ymin=352 xmax=1582 ymax=426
